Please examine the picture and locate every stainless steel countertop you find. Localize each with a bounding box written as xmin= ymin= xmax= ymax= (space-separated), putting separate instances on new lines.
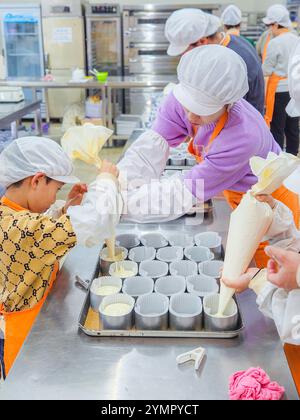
xmin=0 ymin=199 xmax=298 ymax=400
xmin=0 ymin=100 xmax=41 ymax=127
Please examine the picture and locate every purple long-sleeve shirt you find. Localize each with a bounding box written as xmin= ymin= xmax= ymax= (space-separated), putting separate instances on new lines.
xmin=152 ymin=93 xmax=281 ymax=201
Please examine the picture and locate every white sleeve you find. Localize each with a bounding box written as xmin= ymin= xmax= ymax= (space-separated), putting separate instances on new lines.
xmin=44 ymin=200 xmax=66 ymax=219
xmin=262 ymin=41 xmax=277 ymax=76
xmin=257 ymin=283 xmax=300 ymax=345
xmin=67 ymin=175 xmax=122 ymax=248
xmin=264 ymin=200 xmax=300 ymax=251
xmin=121 ymin=173 xmax=197 ymax=223
xmin=117 ymin=129 xmax=169 ymax=190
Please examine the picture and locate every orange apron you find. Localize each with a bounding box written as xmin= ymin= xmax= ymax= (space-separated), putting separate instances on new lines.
xmin=264 ymin=29 xmax=290 ymax=128
xmin=0 ymin=198 xmax=59 ymax=377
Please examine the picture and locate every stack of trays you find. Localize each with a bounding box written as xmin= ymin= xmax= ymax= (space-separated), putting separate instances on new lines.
xmin=89 ymin=231 xmax=239 ymax=333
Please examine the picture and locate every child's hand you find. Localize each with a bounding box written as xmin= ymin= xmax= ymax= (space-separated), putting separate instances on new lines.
xmin=100 ymin=160 xmax=119 ymax=178
xmin=255 ymin=194 xmax=276 ymax=209
xmin=64 ymin=183 xmax=88 ymax=212
xmin=265 ymin=246 xmax=300 ymax=291
xmin=222 ymin=268 xmax=259 ymax=293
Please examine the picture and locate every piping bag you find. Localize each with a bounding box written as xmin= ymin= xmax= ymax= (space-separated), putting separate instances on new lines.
xmin=217 ymin=152 xmax=300 ymax=316
xmin=61 ymin=123 xmax=116 ymax=257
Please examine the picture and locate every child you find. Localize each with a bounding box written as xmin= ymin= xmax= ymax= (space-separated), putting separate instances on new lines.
xmin=0 ymin=136 xmax=120 ymax=378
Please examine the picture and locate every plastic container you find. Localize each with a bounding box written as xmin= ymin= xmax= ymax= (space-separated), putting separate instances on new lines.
xmin=156 ymin=246 xmax=183 ymax=263
xmin=154 ymin=275 xmax=186 ymax=297
xmin=139 ymin=260 xmax=169 ymax=280
xmin=135 ymin=293 xmax=169 ymax=330
xmin=115 ymin=234 xmax=140 ymax=249
xmin=99 ymin=294 xmax=135 ymax=330
xmin=140 ymin=233 xmax=168 ymax=248
xmin=96 ymin=71 xmax=108 ymax=82
xmin=122 ymin=276 xmax=154 ymax=300
xmin=90 ymin=276 xmax=122 ymax=311
xmin=186 ymin=274 xmax=219 ymax=298
xmin=109 ymin=261 xmax=138 ymax=279
xmin=169 ymin=260 xmax=197 ymax=277
xmin=167 ymin=233 xmax=194 ymax=248
xmin=199 ymin=260 xmax=224 ymax=279
xmin=184 ymin=246 xmax=214 ymax=263
xmin=128 ymin=246 xmax=156 ymax=263
xmin=169 ymin=293 xmax=203 ymax=331
xmin=169 ymin=155 xmax=186 ymax=166
xmin=203 ymin=294 xmax=238 ymax=332
xmin=194 ymin=232 xmax=222 ymax=257
xmin=100 ymin=246 xmax=128 ymax=275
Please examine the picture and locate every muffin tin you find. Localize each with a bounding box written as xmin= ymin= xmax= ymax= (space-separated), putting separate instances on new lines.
xmin=78 ymin=230 xmax=244 ymax=339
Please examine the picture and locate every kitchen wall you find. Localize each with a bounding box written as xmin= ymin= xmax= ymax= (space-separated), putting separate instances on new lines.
xmin=0 ymin=0 xmax=287 ymax=14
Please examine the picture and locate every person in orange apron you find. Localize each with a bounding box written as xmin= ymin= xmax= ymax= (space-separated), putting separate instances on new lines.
xmin=0 ymin=137 xmax=120 ymax=378
xmin=221 ymin=4 xmax=256 ymax=47
xmin=120 ymin=45 xmax=299 ymax=270
xmin=262 ymin=5 xmax=299 ymax=155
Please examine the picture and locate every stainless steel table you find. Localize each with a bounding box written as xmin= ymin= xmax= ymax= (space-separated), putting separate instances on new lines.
xmin=0 ymin=100 xmax=42 ymax=139
xmin=0 ymin=199 xmax=298 ymax=400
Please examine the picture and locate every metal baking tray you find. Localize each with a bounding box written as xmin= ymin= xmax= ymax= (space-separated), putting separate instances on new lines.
xmin=78 ymin=241 xmax=245 ymax=339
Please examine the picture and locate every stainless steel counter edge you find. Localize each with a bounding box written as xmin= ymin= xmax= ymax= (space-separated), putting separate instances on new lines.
xmin=0 ymin=199 xmax=298 ymax=400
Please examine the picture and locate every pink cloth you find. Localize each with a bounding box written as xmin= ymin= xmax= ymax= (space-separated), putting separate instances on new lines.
xmin=229 ymin=367 xmax=285 ymax=400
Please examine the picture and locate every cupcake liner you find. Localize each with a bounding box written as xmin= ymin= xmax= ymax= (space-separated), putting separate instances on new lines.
xmin=170 ymin=260 xmax=197 ymax=277
xmin=154 ymin=275 xmax=186 ymax=297
xmin=203 ymin=293 xmax=238 ymax=332
xmin=90 ymin=276 xmax=122 ymax=311
xmin=167 ymin=233 xmax=194 ymax=247
xmin=156 ymin=246 xmax=183 ymax=263
xmin=186 ymin=274 xmax=219 ymax=298
xmin=115 ymin=233 xmax=140 ymax=249
xmin=199 ymin=260 xmax=224 ymax=279
xmin=99 ymin=293 xmax=135 ymax=330
xmin=122 ymin=276 xmax=154 ymax=299
xmin=128 ymin=246 xmax=156 ymax=263
xmin=184 ymin=246 xmax=214 ymax=263
xmin=109 ymin=261 xmax=138 ymax=279
xmin=169 ymin=293 xmax=202 ymax=317
xmin=140 ymin=233 xmax=168 ymax=248
xmin=139 ymin=260 xmax=169 ymax=279
xmin=135 ymin=293 xmax=169 ymax=317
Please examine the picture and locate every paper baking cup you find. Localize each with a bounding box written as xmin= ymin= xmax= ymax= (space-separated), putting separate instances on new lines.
xmin=139 ymin=260 xmax=169 ymax=279
xmin=156 ymin=246 xmax=183 ymax=263
xmin=100 ymin=246 xmax=128 ymax=275
xmin=169 ymin=293 xmax=202 ymax=331
xmin=194 ymin=232 xmax=222 ymax=257
xmin=128 ymin=246 xmax=156 ymax=263
xmin=167 ymin=233 xmax=194 ymax=247
xmin=184 ymin=246 xmax=214 ymax=263
xmin=154 ymin=275 xmax=186 ymax=297
xmin=135 ymin=293 xmax=169 ymax=330
xmin=203 ymin=293 xmax=238 ymax=332
xmin=99 ymin=293 xmax=135 ymax=330
xmin=186 ymin=274 xmax=219 ymax=298
xmin=115 ymin=233 xmax=140 ymax=249
xmin=122 ymin=276 xmax=154 ymax=299
xmin=90 ymin=276 xmax=122 ymax=311
xmin=199 ymin=260 xmax=224 ymax=279
xmin=140 ymin=233 xmax=168 ymax=248
xmin=109 ymin=261 xmax=138 ymax=279
xmin=170 ymin=260 xmax=197 ymax=277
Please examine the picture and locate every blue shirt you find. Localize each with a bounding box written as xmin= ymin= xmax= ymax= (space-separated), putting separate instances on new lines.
xmin=227 ymin=35 xmax=265 ymax=115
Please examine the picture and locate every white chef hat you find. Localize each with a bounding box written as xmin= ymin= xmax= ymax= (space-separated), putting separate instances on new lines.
xmin=286 ymin=42 xmax=300 ymax=117
xmin=165 ymin=9 xmax=221 ymax=57
xmin=0 ymin=136 xmax=80 ymax=188
xmin=263 ymin=4 xmax=291 ymax=28
xmin=173 ymin=45 xmax=249 ymax=116
xmin=221 ymin=5 xmax=242 ymax=26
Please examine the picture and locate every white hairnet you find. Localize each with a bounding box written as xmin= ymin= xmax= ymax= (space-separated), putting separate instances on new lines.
xmin=221 ymin=5 xmax=242 ymax=26
xmin=263 ymin=4 xmax=291 ymax=28
xmin=0 ymin=136 xmax=79 ymax=188
xmin=173 ymin=45 xmax=249 ymax=116
xmin=286 ymin=39 xmax=300 ymax=117
xmin=165 ymin=9 xmax=221 ymax=57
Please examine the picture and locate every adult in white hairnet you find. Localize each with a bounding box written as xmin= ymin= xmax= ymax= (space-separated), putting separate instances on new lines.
xmin=163 ymin=8 xmax=264 ymax=114
xmin=262 ymin=4 xmax=299 ymax=156
xmin=221 ymin=5 xmax=255 ymax=47
xmin=120 ymin=45 xmax=298 ymax=270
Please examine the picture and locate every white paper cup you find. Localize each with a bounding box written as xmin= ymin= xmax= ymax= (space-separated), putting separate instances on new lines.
xmin=99 ymin=294 xmax=135 ymax=330
xmin=135 ymin=293 xmax=169 ymax=330
xmin=139 ymin=260 xmax=169 ymax=279
xmin=109 ymin=261 xmax=138 ymax=279
xmin=203 ymin=293 xmax=238 ymax=332
xmin=186 ymin=274 xmax=219 ymax=298
xmin=90 ymin=276 xmax=122 ymax=311
xmin=116 ymin=234 xmax=140 ymax=249
xmin=167 ymin=233 xmax=194 ymax=247
xmin=198 ymin=260 xmax=223 ymax=279
xmin=140 ymin=233 xmax=168 ymax=248
xmin=184 ymin=246 xmax=214 ymax=263
xmin=100 ymin=246 xmax=128 ymax=275
xmin=156 ymin=246 xmax=183 ymax=263
xmin=194 ymin=232 xmax=222 ymax=257
xmin=128 ymin=246 xmax=156 ymax=263
xmin=154 ymin=275 xmax=186 ymax=297
xmin=169 ymin=260 xmax=197 ymax=277
xmin=122 ymin=276 xmax=154 ymax=300
xmin=169 ymin=293 xmax=202 ymax=331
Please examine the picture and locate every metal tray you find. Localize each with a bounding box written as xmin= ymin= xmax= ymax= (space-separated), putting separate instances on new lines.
xmin=78 ymin=242 xmax=245 ymax=339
